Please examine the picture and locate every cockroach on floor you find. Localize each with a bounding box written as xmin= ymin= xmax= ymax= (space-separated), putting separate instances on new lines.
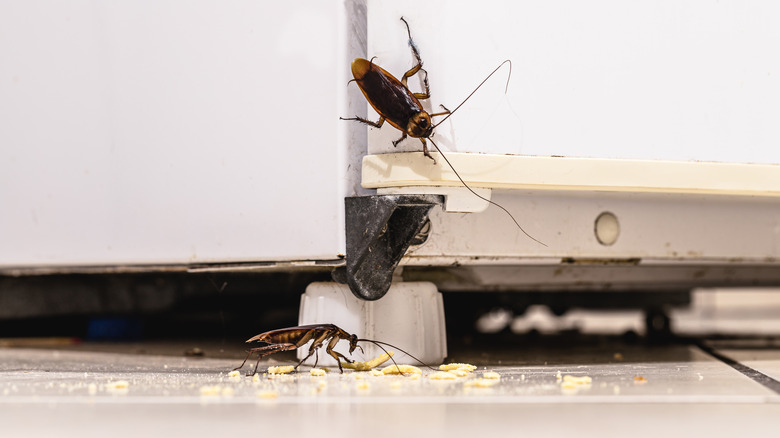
xmin=341 ymin=17 xmax=545 ymax=246
xmin=233 ymin=323 xmax=430 ymax=376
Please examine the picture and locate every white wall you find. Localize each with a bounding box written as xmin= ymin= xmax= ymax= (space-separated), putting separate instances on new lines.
xmin=367 ymin=1 xmax=780 ymax=164
xmin=0 ymin=0 xmax=360 ymax=267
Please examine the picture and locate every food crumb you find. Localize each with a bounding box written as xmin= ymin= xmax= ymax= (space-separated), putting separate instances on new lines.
xmin=267 ymin=365 xmax=295 ymax=375
xmin=465 ymin=378 xmax=499 ymax=388
xmin=563 ymin=375 xmax=592 ymax=385
xmin=613 ymin=352 xmax=624 ymax=361
xmin=227 ymin=370 xmax=241 ymax=380
xmin=482 ymin=372 xmax=501 ymax=380
xmin=633 ymin=376 xmax=648 ymax=384
xmin=342 ymin=352 xmax=394 ymax=371
xmin=256 ymin=390 xmax=278 ymax=399
xmin=199 ymin=385 xmax=222 ymax=396
xmin=448 ymin=369 xmax=470 ymax=378
xmin=429 ymin=371 xmax=457 ymax=380
xmin=382 ymin=365 xmax=422 ymax=375
xmin=369 ymin=369 xmax=383 ymax=377
xmin=87 ymin=383 xmax=97 ymax=395
xmin=356 ymin=381 xmax=370 ymax=391
xmin=252 ymin=373 xmax=261 ymax=383
xmin=310 ymin=368 xmax=327 ymax=377
xmin=439 ymin=363 xmax=477 ymax=372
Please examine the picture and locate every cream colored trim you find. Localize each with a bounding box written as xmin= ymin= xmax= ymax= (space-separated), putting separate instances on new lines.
xmin=362 ymin=152 xmax=780 ymax=196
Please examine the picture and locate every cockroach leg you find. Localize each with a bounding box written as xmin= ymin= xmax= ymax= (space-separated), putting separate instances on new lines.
xmin=340 ymin=116 xmax=385 ymax=129
xmin=419 ymin=138 xmax=436 ymax=164
xmin=392 ymin=132 xmax=408 ymax=147
xmin=430 ymin=104 xmax=451 ymax=118
xmin=240 ymin=343 xmax=297 ymax=376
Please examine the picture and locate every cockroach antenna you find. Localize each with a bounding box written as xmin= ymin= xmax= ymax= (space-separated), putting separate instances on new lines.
xmin=432 ymin=59 xmax=512 ymax=129
xmin=356 ymin=338 xmax=436 ymax=372
xmin=427 ymin=136 xmax=547 ymax=247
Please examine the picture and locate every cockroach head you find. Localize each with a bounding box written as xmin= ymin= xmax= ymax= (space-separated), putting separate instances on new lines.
xmin=348 ymin=333 xmax=363 ymax=354
xmin=407 ymin=112 xmax=433 ymax=138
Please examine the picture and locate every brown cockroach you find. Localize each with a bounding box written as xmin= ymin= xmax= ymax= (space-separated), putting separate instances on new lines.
xmin=233 ymin=323 xmax=431 ymax=376
xmin=341 ymin=17 xmax=545 ymax=246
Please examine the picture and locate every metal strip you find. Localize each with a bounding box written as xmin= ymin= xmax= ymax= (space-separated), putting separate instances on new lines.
xmin=698 ymin=344 xmax=780 ymax=395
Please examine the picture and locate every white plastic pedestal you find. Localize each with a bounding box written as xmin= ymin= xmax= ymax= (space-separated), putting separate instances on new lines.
xmin=297 ymin=282 xmax=447 ymax=367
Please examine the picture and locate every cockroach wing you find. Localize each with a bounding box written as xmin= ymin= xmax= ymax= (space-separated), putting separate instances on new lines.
xmin=350 ymin=58 xmax=424 ymax=132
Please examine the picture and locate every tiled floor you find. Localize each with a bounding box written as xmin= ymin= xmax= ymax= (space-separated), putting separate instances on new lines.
xmin=1 ymin=341 xmax=779 ymax=437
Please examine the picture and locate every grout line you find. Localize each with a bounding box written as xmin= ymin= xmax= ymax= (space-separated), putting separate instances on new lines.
xmin=697 ymin=343 xmax=780 ymax=395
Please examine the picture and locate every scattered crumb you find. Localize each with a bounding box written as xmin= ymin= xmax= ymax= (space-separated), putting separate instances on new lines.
xmin=106 ymin=380 xmax=130 ymax=390
xmin=252 ymin=374 xmax=261 ymax=383
xmin=221 ymin=387 xmax=235 ymax=397
xmin=633 ymin=376 xmax=648 ymax=384
xmin=613 ymin=352 xmax=624 ymax=361
xmin=439 ymin=363 xmax=477 ymax=372
xmin=105 ymin=380 xmax=130 ymax=394
xmin=87 ymin=383 xmax=97 ymax=395
xmin=267 ymin=365 xmax=295 ymax=375
xmin=561 ymin=380 xmax=578 ymax=390
xmin=369 ymin=369 xmax=383 ymax=377
xmin=256 ymin=390 xmax=278 ymax=399
xmin=227 ymin=370 xmax=241 ymax=380
xmin=429 ymin=371 xmax=458 ymax=380
xmin=613 ymin=385 xmax=621 ymax=395
xmin=352 ymin=373 xmax=366 ymax=380
xmin=448 ymin=369 xmax=470 ymax=378
xmin=556 ymin=371 xmax=562 ymax=382
xmin=382 ymin=365 xmax=422 ymax=375
xmin=390 ymin=381 xmax=402 ymax=389
xmin=342 ymin=352 xmax=394 ymax=371
xmin=356 ymin=381 xmax=370 ymax=391
xmin=465 ymin=378 xmax=499 ymax=388
xmin=563 ymin=375 xmax=592 ymax=385
xmin=199 ymin=385 xmax=222 ymax=396
xmin=697 ymin=373 xmax=704 ymax=381
xmin=482 ymin=372 xmax=501 ymax=380
xmin=310 ymin=368 xmax=327 ymax=377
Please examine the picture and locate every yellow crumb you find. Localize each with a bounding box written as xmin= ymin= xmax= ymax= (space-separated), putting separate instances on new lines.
xmin=227 ymin=370 xmax=241 ymax=380
xmin=256 ymin=390 xmax=278 ymax=399
xmin=563 ymin=375 xmax=592 ymax=385
xmin=448 ymin=369 xmax=470 ymax=378
xmin=382 ymin=364 xmax=422 ymax=375
xmin=356 ymin=381 xmax=370 ymax=391
xmin=106 ymin=380 xmax=129 ymax=389
xmin=429 ymin=371 xmax=458 ymax=380
xmin=633 ymin=376 xmax=648 ymax=384
xmin=342 ymin=352 xmax=395 ymax=371
xmin=267 ymin=365 xmax=295 ymax=375
xmin=252 ymin=373 xmax=261 ymax=383
xmin=482 ymin=372 xmax=501 ymax=380
xmin=369 ymin=369 xmax=384 ymax=377
xmin=221 ymin=387 xmax=235 ymax=397
xmin=439 ymin=363 xmax=477 ymax=372
xmin=310 ymin=368 xmax=327 ymax=376
xmin=352 ymin=373 xmax=366 ymax=380
xmin=561 ymin=381 xmax=578 ymax=390
xmin=199 ymin=385 xmax=222 ymax=396
xmin=465 ymin=378 xmax=499 ymax=388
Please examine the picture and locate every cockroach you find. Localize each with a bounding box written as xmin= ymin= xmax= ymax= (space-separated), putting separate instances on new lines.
xmin=341 ymin=17 xmax=545 ymax=246
xmin=232 ymin=323 xmax=431 ymax=376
